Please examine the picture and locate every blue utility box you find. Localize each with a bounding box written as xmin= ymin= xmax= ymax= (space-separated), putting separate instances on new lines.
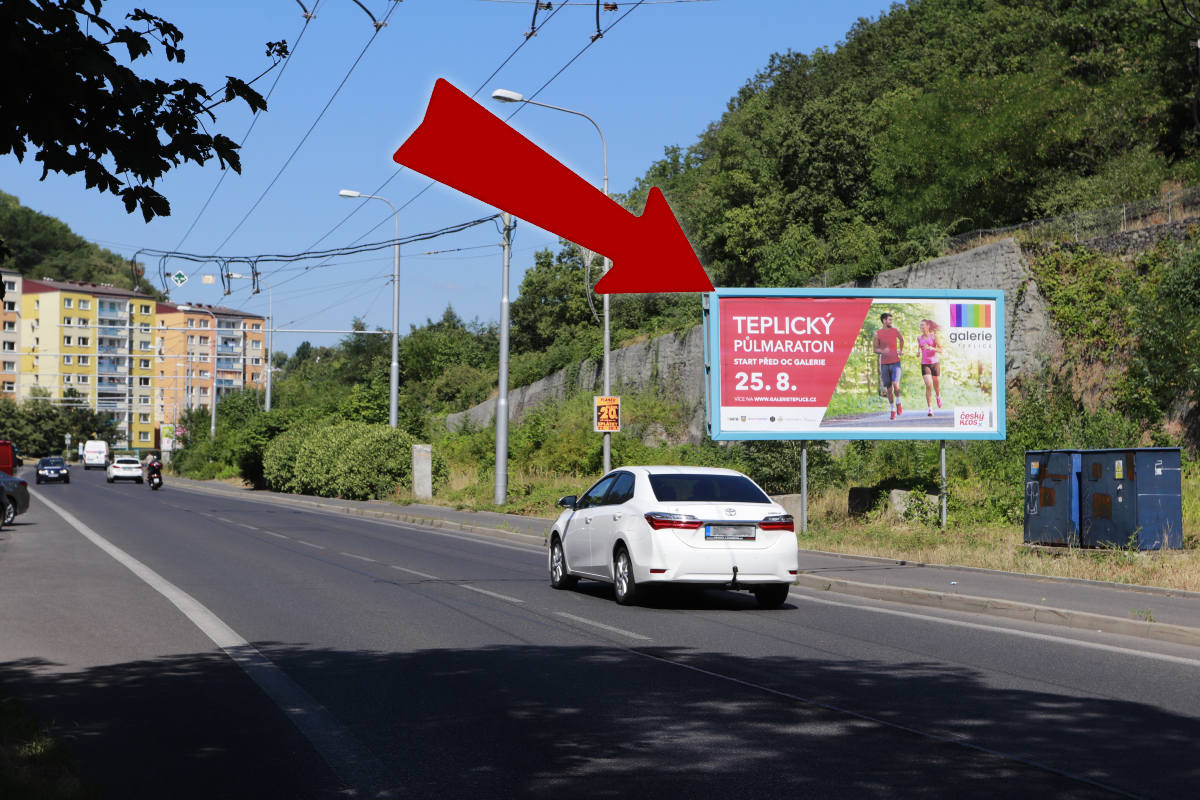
xmin=1079 ymin=448 xmax=1183 ymax=550
xmin=1024 ymin=450 xmax=1081 ymax=545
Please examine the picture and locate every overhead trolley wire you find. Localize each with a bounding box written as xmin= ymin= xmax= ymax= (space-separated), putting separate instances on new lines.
xmin=203 ymin=0 xmax=403 ymax=264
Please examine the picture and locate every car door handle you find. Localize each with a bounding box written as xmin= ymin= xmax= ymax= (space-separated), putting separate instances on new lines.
xmin=585 ymin=515 xmax=593 ymax=524
xmin=612 ymin=512 xmax=623 ymax=520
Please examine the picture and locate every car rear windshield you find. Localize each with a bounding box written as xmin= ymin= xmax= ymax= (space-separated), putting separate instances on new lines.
xmin=40 ymin=458 xmax=64 ymax=467
xmin=116 ymin=459 xmax=140 ymax=465
xmin=648 ymin=474 xmax=770 ymax=504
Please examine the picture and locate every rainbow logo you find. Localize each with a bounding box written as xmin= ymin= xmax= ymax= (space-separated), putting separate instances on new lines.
xmin=950 ymin=304 xmax=992 ymax=328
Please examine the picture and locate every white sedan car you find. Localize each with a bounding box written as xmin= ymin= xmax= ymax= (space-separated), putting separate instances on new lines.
xmin=548 ymin=466 xmax=798 ymax=608
xmin=106 ymin=457 xmax=145 ymax=484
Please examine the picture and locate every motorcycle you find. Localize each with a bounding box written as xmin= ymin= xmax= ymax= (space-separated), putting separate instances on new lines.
xmin=149 ymin=472 xmax=163 ymax=490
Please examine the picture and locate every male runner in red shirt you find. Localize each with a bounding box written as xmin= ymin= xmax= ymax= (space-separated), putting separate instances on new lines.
xmin=873 ymin=312 xmax=904 ymax=419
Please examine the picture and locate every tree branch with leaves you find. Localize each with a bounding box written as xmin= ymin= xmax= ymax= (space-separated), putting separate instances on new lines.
xmin=0 ymin=0 xmax=288 ymax=221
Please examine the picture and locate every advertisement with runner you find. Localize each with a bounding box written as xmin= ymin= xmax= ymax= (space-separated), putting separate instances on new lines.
xmin=706 ymin=289 xmax=1005 ymax=440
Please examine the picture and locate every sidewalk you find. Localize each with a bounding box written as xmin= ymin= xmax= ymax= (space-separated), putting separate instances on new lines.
xmin=167 ymin=475 xmax=555 ymax=544
xmin=797 ymin=550 xmax=1200 ymax=646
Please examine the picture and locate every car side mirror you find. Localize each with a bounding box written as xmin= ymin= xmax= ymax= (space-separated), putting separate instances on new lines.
xmin=557 ymin=495 xmax=577 ymax=509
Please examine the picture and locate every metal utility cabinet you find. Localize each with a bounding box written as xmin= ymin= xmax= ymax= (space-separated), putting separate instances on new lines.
xmin=1024 ymin=450 xmax=1081 ymax=545
xmin=1079 ymin=448 xmax=1183 ymax=550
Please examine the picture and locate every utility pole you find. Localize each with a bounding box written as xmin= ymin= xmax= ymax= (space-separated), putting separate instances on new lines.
xmin=495 ymin=213 xmax=514 ymax=505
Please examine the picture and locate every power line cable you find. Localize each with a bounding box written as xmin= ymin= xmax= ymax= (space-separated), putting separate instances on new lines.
xmin=203 ymin=0 xmax=402 ymax=263
xmin=173 ymin=12 xmax=318 ymax=252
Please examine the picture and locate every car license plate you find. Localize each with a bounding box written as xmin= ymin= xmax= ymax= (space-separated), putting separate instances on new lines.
xmin=705 ymin=525 xmax=754 ymax=540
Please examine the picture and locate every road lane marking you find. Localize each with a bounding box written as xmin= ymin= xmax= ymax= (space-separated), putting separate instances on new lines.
xmin=296 ymin=541 xmax=325 ymax=549
xmin=791 ymin=591 xmax=1200 ymax=668
xmin=239 ymin=524 xmax=259 ymax=530
xmin=554 ymin=612 xmax=651 ymax=640
xmin=216 ymin=517 xmax=233 ymax=522
xmin=458 ymin=585 xmax=524 ymax=603
xmin=30 ymin=488 xmax=396 ymax=795
xmin=263 ymin=531 xmax=288 ymax=539
xmin=391 ymin=565 xmax=440 ymax=580
xmin=341 ymin=553 xmax=376 ymax=563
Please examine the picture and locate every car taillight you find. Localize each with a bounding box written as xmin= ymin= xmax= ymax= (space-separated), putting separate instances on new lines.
xmin=644 ymin=512 xmax=704 ymax=530
xmin=16 ymin=480 xmax=26 ymax=487
xmin=759 ymin=515 xmax=794 ymax=531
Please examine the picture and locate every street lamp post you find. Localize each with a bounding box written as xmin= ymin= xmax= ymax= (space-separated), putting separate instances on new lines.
xmin=494 ymin=213 xmax=514 ymax=504
xmin=177 ymin=305 xmax=218 ymax=439
xmin=340 ymin=189 xmax=400 ymax=428
xmin=491 ymin=89 xmax=612 ymax=474
xmin=228 ymin=273 xmax=274 ymax=411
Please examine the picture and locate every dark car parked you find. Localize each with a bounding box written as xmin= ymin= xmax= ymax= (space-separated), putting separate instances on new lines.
xmin=0 ymin=473 xmax=30 ymax=525
xmin=35 ymin=457 xmax=70 ymax=485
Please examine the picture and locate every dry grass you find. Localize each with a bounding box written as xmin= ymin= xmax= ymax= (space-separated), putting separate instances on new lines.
xmin=394 ymin=466 xmax=590 ymax=519
xmin=799 ymin=481 xmax=1200 ymax=592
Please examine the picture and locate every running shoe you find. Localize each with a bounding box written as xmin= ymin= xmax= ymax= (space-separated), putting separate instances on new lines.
xmin=936 ymin=397 xmax=942 ymax=409
xmin=890 ymin=410 xmax=896 ymax=420
xmin=927 ymin=409 xmax=933 ymax=417
xmin=896 ymin=402 xmax=903 ymax=415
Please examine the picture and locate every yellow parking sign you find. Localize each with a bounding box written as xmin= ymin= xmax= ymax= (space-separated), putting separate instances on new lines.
xmin=594 ymin=396 xmax=621 ymax=433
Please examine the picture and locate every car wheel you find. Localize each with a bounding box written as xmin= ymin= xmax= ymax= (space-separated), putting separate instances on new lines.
xmin=4 ymin=502 xmax=14 ymax=526
xmin=106 ymin=476 xmax=113 ymax=483
xmin=753 ymin=584 xmax=790 ymax=609
xmin=549 ymin=538 xmax=578 ymax=590
xmin=35 ymin=478 xmax=41 ymax=484
xmin=136 ymin=478 xmax=143 ymax=484
xmin=613 ymin=546 xmax=641 ymax=606
xmin=64 ymin=477 xmax=69 ymax=484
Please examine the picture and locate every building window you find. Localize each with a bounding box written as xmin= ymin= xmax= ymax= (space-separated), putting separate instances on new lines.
xmin=251 ymin=340 xmax=261 ymax=349
xmin=199 ymin=370 xmax=210 ymax=378
xmin=79 ymin=299 xmax=90 ymax=310
xmin=139 ymin=430 xmax=151 ymax=442
xmin=1 ymin=361 xmax=13 ymax=371
xmin=127 ymin=303 xmax=134 ymax=313
xmin=2 ymin=322 xmax=13 ymax=332
xmin=78 ymin=318 xmax=89 ymax=327
xmin=2 ymin=382 xmax=12 ymax=392
xmin=187 ymin=335 xmax=195 ymax=345
xmin=138 ymin=396 xmax=150 ymax=405
xmin=32 ymin=356 xmax=38 ymax=367
xmin=77 ymin=337 xmax=89 ymax=347
xmin=3 ymin=302 xmax=13 ymax=312
xmin=33 ymin=337 xmax=38 ymax=347
xmin=199 ymin=336 xmax=209 ymax=345
xmin=2 ymin=341 xmax=15 ymax=351
xmin=187 ymin=318 xmax=195 ymax=328
xmin=251 ymin=357 xmax=261 ymax=365
xmin=199 ymin=387 xmax=209 ymax=396
xmin=2 ymin=281 xmax=13 ymax=292
xmin=64 ymin=317 xmax=72 ymax=326
xmin=139 ymin=340 xmax=151 ymax=351
xmin=139 ymin=413 xmax=151 ymax=423
xmin=63 ymin=336 xmax=72 ymax=346
xmin=33 ymin=300 xmax=39 ymax=310
xmin=138 ymin=377 xmax=150 ymax=386
xmin=63 ymin=375 xmax=72 ymax=383
xmin=63 ymin=298 xmax=73 ymax=308
xmin=77 ymin=375 xmax=89 ymax=384
xmin=139 ymin=359 xmax=151 ymax=369
xmin=78 ymin=356 xmax=89 ymax=365
xmin=252 ymin=323 xmax=262 ymax=330
xmin=198 ymin=319 xmax=209 ymax=329
xmin=251 ymin=372 xmax=260 ymax=381
xmin=140 ymin=304 xmax=150 ymax=315
xmin=63 ymin=356 xmax=72 ymax=365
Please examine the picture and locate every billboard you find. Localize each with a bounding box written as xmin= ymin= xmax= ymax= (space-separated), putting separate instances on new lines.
xmin=704 ymin=289 xmax=1005 ymax=440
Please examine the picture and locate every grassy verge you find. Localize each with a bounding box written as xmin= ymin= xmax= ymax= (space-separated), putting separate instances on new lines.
xmin=393 ymin=467 xmax=587 ymax=519
xmin=0 ymin=699 xmax=94 ymax=800
xmin=800 ymin=486 xmax=1200 ymax=592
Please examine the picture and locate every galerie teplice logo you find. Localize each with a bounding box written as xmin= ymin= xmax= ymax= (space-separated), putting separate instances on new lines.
xmin=947 ymin=303 xmax=995 ymax=351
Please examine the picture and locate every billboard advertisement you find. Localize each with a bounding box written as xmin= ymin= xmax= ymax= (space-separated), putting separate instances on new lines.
xmin=704 ymin=289 xmax=1005 ymax=440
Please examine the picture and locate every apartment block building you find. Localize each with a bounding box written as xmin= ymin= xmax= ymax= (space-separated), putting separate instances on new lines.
xmin=1 ymin=270 xmax=21 ymax=398
xmin=155 ymin=303 xmax=266 ymax=430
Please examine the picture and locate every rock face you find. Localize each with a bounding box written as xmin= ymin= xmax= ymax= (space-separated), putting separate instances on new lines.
xmin=447 ymin=237 xmax=1056 ymax=441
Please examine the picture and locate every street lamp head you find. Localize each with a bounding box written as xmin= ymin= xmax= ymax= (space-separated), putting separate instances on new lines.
xmin=338 ymin=190 xmax=362 ymax=198
xmin=227 ymin=273 xmax=247 ymax=280
xmin=491 ymin=89 xmax=524 ymax=103
xmin=176 ymin=305 xmax=193 ymax=311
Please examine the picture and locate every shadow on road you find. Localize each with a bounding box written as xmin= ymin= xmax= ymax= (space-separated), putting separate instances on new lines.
xmin=5 ymin=636 xmax=1196 ymax=799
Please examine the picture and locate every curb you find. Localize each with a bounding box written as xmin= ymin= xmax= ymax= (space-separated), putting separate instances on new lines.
xmin=794 ymin=573 xmax=1200 ymax=648
xmin=799 ymin=548 xmax=1200 ymax=601
xmin=169 ymin=481 xmax=549 ymax=549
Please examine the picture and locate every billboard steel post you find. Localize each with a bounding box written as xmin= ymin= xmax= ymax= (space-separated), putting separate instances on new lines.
xmin=940 ymin=440 xmax=947 ymax=529
xmin=800 ymin=441 xmax=808 ymax=532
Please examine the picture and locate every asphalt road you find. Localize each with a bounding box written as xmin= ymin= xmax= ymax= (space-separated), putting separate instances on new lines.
xmin=4 ymin=467 xmax=1200 ymax=799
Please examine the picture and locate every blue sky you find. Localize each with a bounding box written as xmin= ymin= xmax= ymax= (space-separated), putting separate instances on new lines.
xmin=2 ymin=0 xmax=889 ymax=354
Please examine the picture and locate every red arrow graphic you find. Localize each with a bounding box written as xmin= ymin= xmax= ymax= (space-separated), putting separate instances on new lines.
xmin=393 ymin=79 xmax=713 ymax=294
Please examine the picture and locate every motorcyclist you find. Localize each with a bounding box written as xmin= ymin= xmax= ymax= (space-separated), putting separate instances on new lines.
xmin=146 ymin=457 xmax=163 ymax=484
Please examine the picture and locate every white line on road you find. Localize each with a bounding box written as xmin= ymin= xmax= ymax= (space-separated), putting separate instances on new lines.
xmin=239 ymin=524 xmax=259 ymax=530
xmin=792 ymin=591 xmax=1200 ymax=668
xmin=216 ymin=517 xmax=233 ymax=523
xmin=341 ymin=553 xmax=376 ymax=563
xmin=263 ymin=531 xmax=288 ymax=539
xmin=30 ymin=489 xmax=396 ymax=795
xmin=295 ymin=541 xmax=325 ymax=549
xmin=555 ymin=612 xmax=651 ymax=640
xmin=458 ymin=585 xmax=524 ymax=603
xmin=391 ymin=565 xmax=440 ymax=580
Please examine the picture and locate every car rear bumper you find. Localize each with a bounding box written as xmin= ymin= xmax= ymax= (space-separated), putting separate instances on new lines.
xmin=628 ymin=530 xmax=798 ymax=585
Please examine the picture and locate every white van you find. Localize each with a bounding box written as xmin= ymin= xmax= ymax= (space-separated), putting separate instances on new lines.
xmin=83 ymin=440 xmax=109 ymax=470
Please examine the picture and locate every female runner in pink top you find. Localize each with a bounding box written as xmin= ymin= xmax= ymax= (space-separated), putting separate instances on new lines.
xmin=918 ymin=320 xmax=943 ymax=416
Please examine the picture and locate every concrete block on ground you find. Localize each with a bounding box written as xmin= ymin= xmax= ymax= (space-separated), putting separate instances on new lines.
xmin=412 ymin=444 xmax=432 ymax=501
xmin=848 ymin=487 xmax=882 ymax=517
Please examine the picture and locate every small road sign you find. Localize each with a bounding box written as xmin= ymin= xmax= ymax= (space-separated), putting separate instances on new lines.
xmin=593 ymin=396 xmax=621 ymax=433
xmin=171 ymin=271 xmax=188 ymax=287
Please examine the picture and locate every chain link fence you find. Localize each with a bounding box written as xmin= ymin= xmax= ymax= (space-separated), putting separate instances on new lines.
xmin=944 ymin=185 xmax=1200 ymax=253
